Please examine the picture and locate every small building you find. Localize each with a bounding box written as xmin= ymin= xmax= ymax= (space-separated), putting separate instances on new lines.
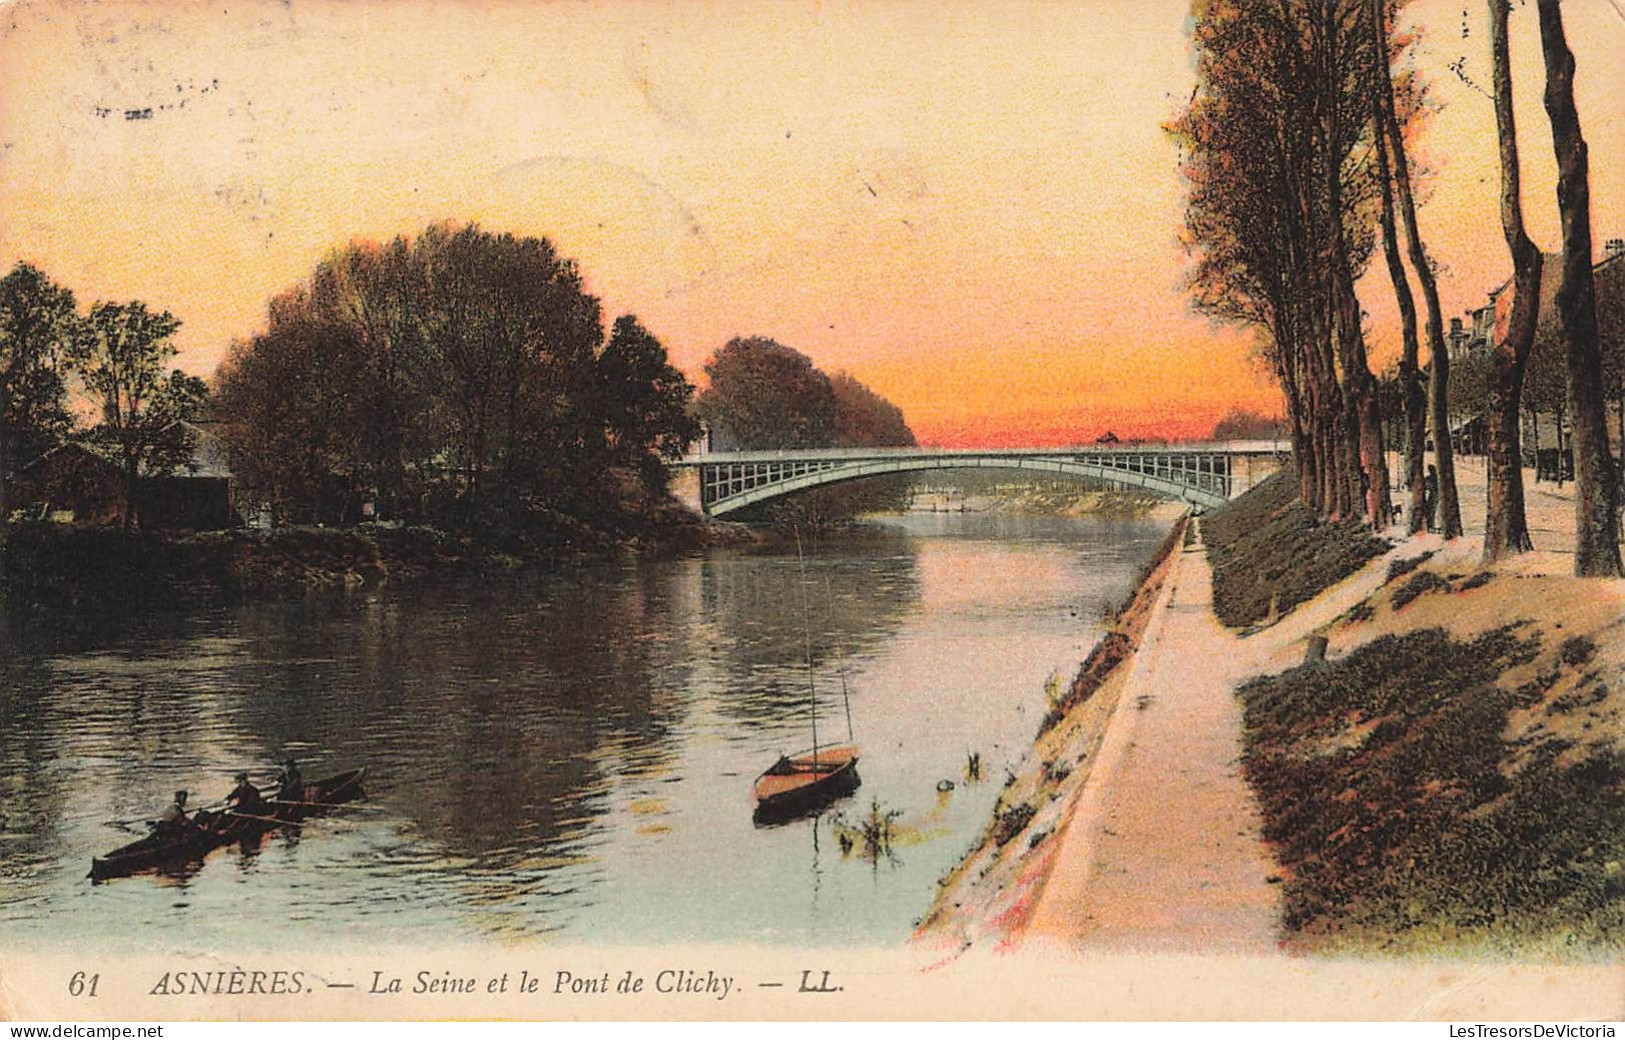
xmin=9 ymin=443 xmax=125 ymax=524
xmin=10 ymin=422 xmax=238 ymax=530
xmin=137 ymin=421 xmax=236 ymax=530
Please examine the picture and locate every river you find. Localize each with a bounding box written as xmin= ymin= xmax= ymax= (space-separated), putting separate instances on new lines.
xmin=0 ymin=510 xmax=1172 ymax=951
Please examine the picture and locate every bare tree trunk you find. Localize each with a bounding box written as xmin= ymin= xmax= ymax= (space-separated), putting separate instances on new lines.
xmin=1379 ymin=55 xmax=1463 ymax=538
xmin=123 ymin=449 xmax=139 ymax=532
xmin=1527 ymin=399 xmax=1540 ymax=480
xmin=1483 ymin=0 xmax=1540 ymax=563
xmin=1555 ymin=397 xmax=1567 ymax=488
xmin=1537 ymin=0 xmax=1622 ymax=576
xmin=1369 ymin=51 xmax=1426 ymax=532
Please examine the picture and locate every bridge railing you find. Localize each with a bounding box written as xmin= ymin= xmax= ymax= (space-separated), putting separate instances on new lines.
xmin=673 ymin=440 xmax=1286 ymax=466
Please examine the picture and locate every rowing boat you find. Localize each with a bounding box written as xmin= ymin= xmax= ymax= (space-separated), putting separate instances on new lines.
xmin=89 ymin=767 xmax=368 ymax=881
xmin=752 ymin=745 xmax=860 ymax=825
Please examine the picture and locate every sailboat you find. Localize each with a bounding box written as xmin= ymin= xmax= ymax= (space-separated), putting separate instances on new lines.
xmin=751 ymin=538 xmax=861 ymax=825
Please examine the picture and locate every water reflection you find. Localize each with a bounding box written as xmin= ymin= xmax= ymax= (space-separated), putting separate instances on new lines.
xmin=0 ymin=512 xmax=1167 ymax=949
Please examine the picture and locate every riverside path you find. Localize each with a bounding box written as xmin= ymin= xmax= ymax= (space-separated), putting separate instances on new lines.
xmin=1024 ymin=524 xmax=1282 ymax=952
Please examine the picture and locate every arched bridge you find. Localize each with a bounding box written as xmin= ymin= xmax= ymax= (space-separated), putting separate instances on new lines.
xmin=672 ymin=442 xmax=1285 ymax=517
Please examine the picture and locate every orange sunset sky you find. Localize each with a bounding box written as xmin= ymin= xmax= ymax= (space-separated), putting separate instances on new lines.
xmin=2 ymin=0 xmax=1622 ymax=446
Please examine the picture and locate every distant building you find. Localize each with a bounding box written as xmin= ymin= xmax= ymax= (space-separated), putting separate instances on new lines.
xmin=1439 ymin=236 xmax=1624 ymax=468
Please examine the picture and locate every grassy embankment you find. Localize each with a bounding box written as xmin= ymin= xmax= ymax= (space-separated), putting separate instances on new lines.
xmin=915 ymin=511 xmax=1190 ymax=945
xmin=1202 ymin=472 xmax=1389 ymax=628
xmin=1205 ymin=475 xmax=1625 ymax=957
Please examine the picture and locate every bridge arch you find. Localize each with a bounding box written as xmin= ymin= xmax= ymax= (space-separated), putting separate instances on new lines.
xmin=701 ymin=455 xmax=1230 ymax=517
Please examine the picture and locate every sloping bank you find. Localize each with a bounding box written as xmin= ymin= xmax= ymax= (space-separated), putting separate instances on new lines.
xmin=914 ymin=510 xmax=1191 ymax=949
xmin=919 ymin=471 xmax=1625 ymax=960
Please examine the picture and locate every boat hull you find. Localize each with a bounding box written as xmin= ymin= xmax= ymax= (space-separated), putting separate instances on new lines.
xmin=752 ymin=747 xmax=860 ymax=825
xmin=89 ymin=767 xmax=368 ymax=881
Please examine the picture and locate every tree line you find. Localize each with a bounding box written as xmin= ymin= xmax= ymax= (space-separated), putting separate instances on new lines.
xmin=1171 ymin=0 xmax=1620 ymax=577
xmin=0 ymin=262 xmax=207 ymax=531
xmin=694 ymin=335 xmax=918 ymax=520
xmin=5 ymin=223 xmax=917 ymax=544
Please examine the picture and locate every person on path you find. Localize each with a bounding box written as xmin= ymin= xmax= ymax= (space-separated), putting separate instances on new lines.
xmin=1423 ymin=464 xmax=1439 ymax=533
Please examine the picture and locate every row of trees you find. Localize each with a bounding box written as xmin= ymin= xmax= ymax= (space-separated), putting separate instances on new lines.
xmin=0 ymin=262 xmax=207 ymax=531
xmin=694 ymin=336 xmax=917 ymax=519
xmin=213 ymin=224 xmax=698 ymax=533
xmin=1173 ymin=0 xmax=1620 ymax=576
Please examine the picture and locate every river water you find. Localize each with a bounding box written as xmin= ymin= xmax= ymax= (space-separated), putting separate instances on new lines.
xmin=0 ymin=511 xmax=1170 ymax=951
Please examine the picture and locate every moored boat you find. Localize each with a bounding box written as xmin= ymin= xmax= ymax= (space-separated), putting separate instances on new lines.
xmin=752 ymin=745 xmax=860 ymax=824
xmin=89 ymin=767 xmax=368 ymax=881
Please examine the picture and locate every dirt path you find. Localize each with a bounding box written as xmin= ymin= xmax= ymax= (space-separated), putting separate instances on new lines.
xmin=1024 ymin=531 xmax=1282 ymax=953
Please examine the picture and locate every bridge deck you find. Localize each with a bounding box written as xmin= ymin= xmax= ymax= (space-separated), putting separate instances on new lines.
xmin=671 ymin=440 xmax=1284 ymax=467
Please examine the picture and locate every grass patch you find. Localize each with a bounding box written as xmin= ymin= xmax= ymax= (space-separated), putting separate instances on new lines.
xmin=1385 ymin=551 xmax=1436 ymax=584
xmin=991 ymin=801 xmax=1037 ymax=848
xmin=1203 ymin=474 xmax=1389 ymax=629
xmin=1239 ymin=626 xmax=1625 ymax=955
xmin=1391 ymin=570 xmax=1450 ymax=610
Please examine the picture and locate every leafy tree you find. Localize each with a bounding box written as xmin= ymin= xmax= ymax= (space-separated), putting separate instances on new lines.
xmin=694 ymin=337 xmax=837 ymax=451
xmin=216 ymin=224 xmax=695 ymax=535
xmin=694 ymin=338 xmax=916 ymax=520
xmin=68 ymin=301 xmax=205 ymax=529
xmin=0 ymin=263 xmax=77 ymax=527
xmin=830 ymin=372 xmax=914 ymax=450
xmin=827 ymin=370 xmax=917 ymax=515
xmin=1210 ymin=408 xmax=1288 ymax=443
xmin=213 ymin=292 xmax=379 ymax=524
xmin=1171 ymin=0 xmax=1395 ymax=528
xmin=595 ymin=314 xmax=700 ymax=494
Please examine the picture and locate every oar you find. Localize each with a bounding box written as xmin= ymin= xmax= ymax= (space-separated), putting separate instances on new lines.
xmin=219 ymin=810 xmax=305 ymax=828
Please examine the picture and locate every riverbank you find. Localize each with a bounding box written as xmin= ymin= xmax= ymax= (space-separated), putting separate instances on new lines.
xmin=0 ymin=494 xmax=753 ymax=617
xmin=919 ymin=459 xmax=1625 ymax=963
xmin=908 ymin=487 xmax=1166 ymax=519
xmin=913 ymin=507 xmax=1191 ymax=948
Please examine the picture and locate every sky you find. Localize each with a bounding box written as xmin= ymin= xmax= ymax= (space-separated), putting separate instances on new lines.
xmin=1 ymin=0 xmax=1622 ymax=446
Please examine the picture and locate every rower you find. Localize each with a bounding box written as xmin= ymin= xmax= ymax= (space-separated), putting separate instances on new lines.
xmin=225 ymin=772 xmax=265 ymax=814
xmin=274 ymin=759 xmax=304 ymax=801
xmin=154 ymin=789 xmax=193 ymax=835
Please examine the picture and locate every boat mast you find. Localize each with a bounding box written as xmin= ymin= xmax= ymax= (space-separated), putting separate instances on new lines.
xmin=826 ymin=575 xmax=856 ymax=745
xmin=839 ymin=669 xmax=854 ymax=745
xmin=796 ymin=528 xmax=820 ymax=767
